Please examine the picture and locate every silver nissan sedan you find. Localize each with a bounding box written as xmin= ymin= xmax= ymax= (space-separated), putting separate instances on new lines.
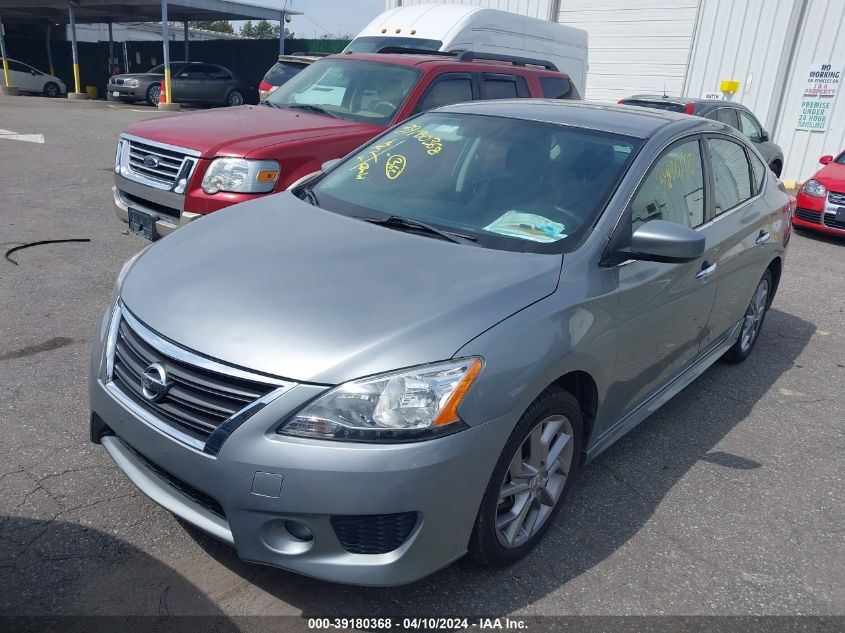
xmin=90 ymin=100 xmax=791 ymax=586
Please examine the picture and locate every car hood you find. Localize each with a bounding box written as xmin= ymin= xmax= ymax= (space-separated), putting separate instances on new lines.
xmin=124 ymin=106 xmax=382 ymax=158
xmin=114 ymin=73 xmax=162 ymax=81
xmin=120 ymin=193 xmax=562 ymax=385
xmin=815 ymin=162 xmax=845 ymax=191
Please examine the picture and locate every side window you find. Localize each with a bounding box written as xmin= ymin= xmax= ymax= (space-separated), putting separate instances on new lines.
xmin=706 ymin=108 xmax=738 ymax=129
xmin=539 ymin=76 xmax=572 ymax=99
xmin=206 ymin=66 xmax=231 ymax=79
xmin=416 ymin=74 xmax=473 ymax=112
xmin=8 ymin=60 xmax=29 ymax=72
xmin=180 ymin=64 xmax=213 ymax=78
xmin=738 ymin=110 xmax=763 ymax=143
xmin=748 ymin=149 xmax=766 ymax=192
xmin=631 ymin=140 xmax=705 ymax=231
xmin=479 ymin=74 xmax=526 ymax=100
xmin=708 ymin=138 xmax=753 ymax=214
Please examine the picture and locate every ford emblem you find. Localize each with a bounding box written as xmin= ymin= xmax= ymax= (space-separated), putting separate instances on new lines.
xmin=143 ymin=154 xmax=160 ymax=169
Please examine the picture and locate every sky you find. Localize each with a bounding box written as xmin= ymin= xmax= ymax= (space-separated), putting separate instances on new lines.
xmin=260 ymin=0 xmax=387 ymax=39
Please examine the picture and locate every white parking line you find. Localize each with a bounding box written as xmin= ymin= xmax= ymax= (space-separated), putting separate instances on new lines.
xmin=0 ymin=128 xmax=45 ymax=143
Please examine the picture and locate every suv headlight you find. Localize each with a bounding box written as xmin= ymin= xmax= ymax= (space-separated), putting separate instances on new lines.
xmin=278 ymin=358 xmax=483 ymax=442
xmin=201 ymin=157 xmax=280 ymax=194
xmin=801 ymin=179 xmax=827 ymax=198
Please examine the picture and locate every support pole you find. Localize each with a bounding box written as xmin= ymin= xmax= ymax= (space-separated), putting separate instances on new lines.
xmin=279 ymin=12 xmax=285 ymax=55
xmin=108 ymin=21 xmax=114 ymax=72
xmin=46 ymin=23 xmax=55 ymax=75
xmin=0 ymin=16 xmax=15 ymax=95
xmin=67 ymin=1 xmax=86 ymax=98
xmin=157 ymin=1 xmax=179 ymax=110
xmin=183 ymin=20 xmax=189 ymax=62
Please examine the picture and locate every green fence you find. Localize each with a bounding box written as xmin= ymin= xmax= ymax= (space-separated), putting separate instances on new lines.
xmin=4 ymin=35 xmax=349 ymax=97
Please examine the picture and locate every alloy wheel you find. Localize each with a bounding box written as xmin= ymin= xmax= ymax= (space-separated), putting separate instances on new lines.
xmin=45 ymin=83 xmax=59 ymax=98
xmin=740 ymin=278 xmax=769 ymax=352
xmin=149 ymin=85 xmax=161 ymax=106
xmin=496 ymin=415 xmax=574 ymax=549
xmin=228 ymin=91 xmax=244 ymax=106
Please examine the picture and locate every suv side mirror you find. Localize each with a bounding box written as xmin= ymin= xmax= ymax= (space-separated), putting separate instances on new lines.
xmin=820 ymin=154 xmax=833 ymax=165
xmin=626 ymin=220 xmax=705 ymax=263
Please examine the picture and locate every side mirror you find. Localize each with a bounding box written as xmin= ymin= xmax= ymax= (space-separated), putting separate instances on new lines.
xmin=820 ymin=154 xmax=833 ymax=165
xmin=627 ymin=220 xmax=705 ymax=263
xmin=321 ymin=158 xmax=341 ymax=172
xmin=760 ymin=130 xmax=769 ymax=142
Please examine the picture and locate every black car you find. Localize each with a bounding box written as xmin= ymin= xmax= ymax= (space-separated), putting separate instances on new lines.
xmin=108 ymin=62 xmax=248 ymax=107
xmin=619 ymin=95 xmax=785 ymax=176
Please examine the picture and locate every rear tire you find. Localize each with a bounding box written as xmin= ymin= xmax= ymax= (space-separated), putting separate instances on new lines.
xmin=43 ymin=81 xmax=60 ymax=98
xmin=226 ymin=89 xmax=244 ymax=107
xmin=469 ymin=387 xmax=582 ymax=567
xmin=146 ymin=83 xmax=161 ymax=106
xmin=723 ymin=269 xmax=772 ymax=363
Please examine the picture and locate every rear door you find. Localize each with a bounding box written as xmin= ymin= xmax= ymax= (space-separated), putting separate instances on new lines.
xmin=6 ymin=60 xmax=40 ymax=92
xmin=698 ymin=134 xmax=774 ymax=351
xmin=204 ymin=65 xmax=233 ymax=103
xmin=172 ymin=64 xmax=212 ymax=102
xmin=608 ymin=136 xmax=718 ymax=418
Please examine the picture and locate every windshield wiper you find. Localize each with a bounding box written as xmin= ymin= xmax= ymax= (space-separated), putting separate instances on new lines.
xmin=300 ymin=187 xmax=320 ymax=207
xmin=285 ymin=104 xmax=337 ymax=118
xmin=359 ymin=215 xmax=478 ymax=245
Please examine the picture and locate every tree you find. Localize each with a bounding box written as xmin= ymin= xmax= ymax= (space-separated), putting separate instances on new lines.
xmin=191 ymin=20 xmax=234 ymax=34
xmin=240 ymin=19 xmax=290 ymax=39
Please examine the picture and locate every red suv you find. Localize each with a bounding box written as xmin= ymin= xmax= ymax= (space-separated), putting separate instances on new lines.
xmin=113 ymin=51 xmax=578 ymax=240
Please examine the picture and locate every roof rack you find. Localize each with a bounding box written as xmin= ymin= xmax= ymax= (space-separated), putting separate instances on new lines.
xmin=370 ymin=47 xmax=559 ymax=71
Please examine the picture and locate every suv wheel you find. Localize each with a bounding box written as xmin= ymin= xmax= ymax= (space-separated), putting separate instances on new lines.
xmin=469 ymin=387 xmax=582 ymax=566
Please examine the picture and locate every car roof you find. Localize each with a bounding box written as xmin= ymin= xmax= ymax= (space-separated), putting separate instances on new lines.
xmin=326 ymin=52 xmax=567 ymax=75
xmin=436 ymin=99 xmax=699 ymax=139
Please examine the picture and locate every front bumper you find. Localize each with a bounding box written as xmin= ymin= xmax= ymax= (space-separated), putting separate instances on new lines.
xmin=113 ymin=184 xmax=200 ymax=239
xmin=90 ymin=365 xmax=512 ymax=586
xmin=108 ymin=84 xmax=143 ymax=100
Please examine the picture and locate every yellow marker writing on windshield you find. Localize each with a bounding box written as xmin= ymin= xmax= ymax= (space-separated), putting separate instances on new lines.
xmin=385 ymin=155 xmax=407 ymax=180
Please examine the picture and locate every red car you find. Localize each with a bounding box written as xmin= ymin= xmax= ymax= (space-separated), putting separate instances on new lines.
xmin=793 ymin=151 xmax=845 ymax=237
xmin=113 ymin=51 xmax=578 ymax=241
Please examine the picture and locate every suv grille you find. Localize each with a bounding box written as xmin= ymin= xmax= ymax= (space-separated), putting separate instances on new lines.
xmin=111 ymin=316 xmax=277 ymax=444
xmin=828 ymin=190 xmax=845 ymax=206
xmin=127 ymin=138 xmax=189 ymax=186
xmin=331 ymin=512 xmax=418 ymax=554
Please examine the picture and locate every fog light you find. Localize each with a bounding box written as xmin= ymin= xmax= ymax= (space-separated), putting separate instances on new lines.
xmin=285 ymin=520 xmax=313 ymax=542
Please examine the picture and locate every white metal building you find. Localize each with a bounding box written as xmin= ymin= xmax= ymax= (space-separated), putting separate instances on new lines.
xmin=387 ymin=0 xmax=845 ymax=183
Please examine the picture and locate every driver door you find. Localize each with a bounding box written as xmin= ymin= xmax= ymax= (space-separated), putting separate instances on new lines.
xmin=605 ymin=137 xmax=718 ymax=421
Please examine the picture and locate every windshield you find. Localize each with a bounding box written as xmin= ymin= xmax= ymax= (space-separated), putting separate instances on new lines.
xmin=264 ymin=61 xmax=308 ymax=86
xmin=266 ymin=58 xmax=421 ymax=125
xmin=345 ymin=36 xmax=443 ymax=53
xmin=148 ymin=62 xmax=187 ymax=75
xmin=311 ymin=113 xmax=642 ymax=253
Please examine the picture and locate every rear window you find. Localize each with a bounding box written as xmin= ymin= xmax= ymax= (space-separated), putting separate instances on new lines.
xmin=539 ymin=77 xmax=574 ymax=100
xmin=345 ymin=36 xmax=443 ymax=53
xmin=623 ymin=99 xmax=687 ymax=113
xmin=264 ymin=61 xmax=307 ymax=87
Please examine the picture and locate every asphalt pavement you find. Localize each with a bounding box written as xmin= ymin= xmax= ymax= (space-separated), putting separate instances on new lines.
xmin=1 ymin=94 xmax=843 ymax=619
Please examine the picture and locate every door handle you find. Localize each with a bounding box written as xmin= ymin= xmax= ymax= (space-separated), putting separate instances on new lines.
xmin=695 ymin=261 xmax=717 ymax=280
xmin=755 ymin=230 xmax=770 ymax=246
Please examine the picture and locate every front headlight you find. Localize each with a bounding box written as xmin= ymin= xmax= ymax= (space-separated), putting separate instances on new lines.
xmin=802 ymin=179 xmax=827 ymax=198
xmin=125 ymin=79 xmax=140 ymax=87
xmin=278 ymin=358 xmax=483 ymax=442
xmin=201 ymin=157 xmax=280 ymax=194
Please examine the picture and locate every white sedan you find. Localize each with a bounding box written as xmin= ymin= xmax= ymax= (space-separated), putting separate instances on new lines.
xmin=1 ymin=58 xmax=67 ymax=97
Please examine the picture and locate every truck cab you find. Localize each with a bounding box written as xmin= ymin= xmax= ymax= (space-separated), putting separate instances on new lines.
xmin=113 ymin=51 xmax=577 ymax=240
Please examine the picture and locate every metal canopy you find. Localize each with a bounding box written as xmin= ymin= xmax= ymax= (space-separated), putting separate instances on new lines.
xmin=0 ymin=0 xmax=301 ymax=25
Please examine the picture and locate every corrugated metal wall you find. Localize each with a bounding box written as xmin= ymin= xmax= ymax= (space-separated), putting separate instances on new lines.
xmin=386 ymin=0 xmax=553 ymax=20
xmin=771 ymin=0 xmax=845 ymax=182
xmin=557 ymin=0 xmax=700 ymax=102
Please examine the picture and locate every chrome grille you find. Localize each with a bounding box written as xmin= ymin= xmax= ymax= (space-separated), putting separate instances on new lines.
xmin=828 ymin=190 xmax=845 ymax=206
xmin=110 ymin=315 xmax=278 ymax=445
xmin=127 ymin=139 xmax=189 ymax=186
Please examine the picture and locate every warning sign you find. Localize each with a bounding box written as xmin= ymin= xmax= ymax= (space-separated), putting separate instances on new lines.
xmin=804 ymin=63 xmax=841 ymax=97
xmin=796 ymin=98 xmax=832 ymax=131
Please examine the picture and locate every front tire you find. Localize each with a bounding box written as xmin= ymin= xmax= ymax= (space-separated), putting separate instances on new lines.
xmin=146 ymin=83 xmax=161 ymax=106
xmin=469 ymin=387 xmax=583 ymax=567
xmin=43 ymin=81 xmax=60 ymax=98
xmin=723 ymin=269 xmax=772 ymax=363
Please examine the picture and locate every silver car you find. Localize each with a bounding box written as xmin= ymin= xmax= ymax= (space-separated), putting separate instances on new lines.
xmin=90 ymin=100 xmax=791 ymax=586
